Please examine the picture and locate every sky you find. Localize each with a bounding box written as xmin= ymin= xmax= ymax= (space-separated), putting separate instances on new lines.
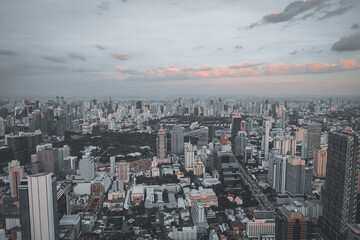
xmin=0 ymin=0 xmax=360 ymax=97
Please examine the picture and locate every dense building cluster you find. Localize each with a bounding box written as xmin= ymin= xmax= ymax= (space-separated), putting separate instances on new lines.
xmin=0 ymin=96 xmax=359 ymax=240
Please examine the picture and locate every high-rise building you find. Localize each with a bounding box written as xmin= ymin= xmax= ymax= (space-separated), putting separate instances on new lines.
xmin=208 ymin=125 xmax=216 ymax=142
xmin=8 ymin=160 xmax=25 ymax=198
xmin=321 ymin=131 xmax=359 ymax=238
xmin=193 ymin=156 xmax=205 ymax=176
xmin=285 ymin=157 xmax=312 ymax=195
xmin=305 ymin=124 xmax=321 ymax=159
xmin=19 ymin=179 xmax=31 ymax=240
xmin=262 ymin=120 xmax=270 ymax=161
xmin=184 ymin=142 xmax=195 ymax=171
xmin=276 ymin=206 xmax=307 ymax=240
xmin=231 ymin=116 xmax=242 ymax=141
xmin=110 ymin=156 xmax=116 ymax=178
xmin=0 ymin=117 xmax=5 ymax=137
xmin=157 ymin=125 xmax=167 ymax=159
xmin=171 ymin=125 xmax=184 ymax=154
xmin=268 ymin=155 xmax=287 ymax=193
xmin=79 ymin=153 xmax=95 ymax=181
xmin=313 ymin=147 xmax=327 ymax=178
xmin=235 ymin=131 xmax=246 ymax=158
xmin=301 ymin=131 xmax=308 ymax=159
xmin=281 ymin=110 xmax=286 ymax=129
xmin=27 ymin=173 xmax=59 ymax=240
xmin=116 ymin=160 xmax=130 ymax=182
xmin=36 ymin=146 xmax=59 ymax=176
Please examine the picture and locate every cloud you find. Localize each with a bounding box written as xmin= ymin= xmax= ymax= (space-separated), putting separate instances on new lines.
xmin=69 ymin=53 xmax=86 ymax=61
xmin=95 ymin=45 xmax=106 ymax=50
xmin=41 ymin=56 xmax=66 ymax=64
xmin=117 ymin=59 xmax=360 ymax=82
xmin=0 ymin=49 xmax=16 ymax=56
xmin=262 ymin=0 xmax=325 ymax=23
xmin=331 ymin=33 xmax=360 ymax=51
xmin=350 ymin=24 xmax=359 ymax=29
xmin=112 ymin=53 xmax=129 ymax=60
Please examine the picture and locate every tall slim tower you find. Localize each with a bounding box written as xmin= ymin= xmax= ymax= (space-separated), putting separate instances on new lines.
xmin=171 ymin=125 xmax=184 ymax=154
xmin=8 ymin=160 xmax=25 ymax=198
xmin=184 ymin=142 xmax=195 ymax=171
xmin=321 ymin=131 xmax=359 ymax=238
xmin=28 ymin=173 xmax=59 ymax=240
xmin=262 ymin=120 xmax=270 ymax=161
xmin=231 ymin=116 xmax=242 ymax=141
xmin=157 ymin=125 xmax=167 ymax=159
xmin=116 ymin=160 xmax=130 ymax=182
xmin=306 ymin=124 xmax=321 ymax=159
xmin=313 ymin=148 xmax=327 ymax=178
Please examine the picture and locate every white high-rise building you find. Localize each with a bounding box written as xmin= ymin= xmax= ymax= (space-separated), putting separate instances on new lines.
xmin=110 ymin=156 xmax=116 ymax=178
xmin=28 ymin=173 xmax=58 ymax=240
xmin=184 ymin=142 xmax=195 ymax=171
xmin=79 ymin=153 xmax=95 ymax=181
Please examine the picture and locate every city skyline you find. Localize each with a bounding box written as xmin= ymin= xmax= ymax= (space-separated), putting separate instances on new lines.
xmin=0 ymin=0 xmax=360 ymax=96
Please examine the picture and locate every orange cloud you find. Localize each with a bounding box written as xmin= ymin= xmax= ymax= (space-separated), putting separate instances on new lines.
xmin=117 ymin=59 xmax=360 ymax=81
xmin=339 ymin=59 xmax=359 ymax=69
xmin=112 ymin=53 xmax=128 ymax=60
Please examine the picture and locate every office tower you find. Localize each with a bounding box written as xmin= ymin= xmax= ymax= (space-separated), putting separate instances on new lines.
xmin=9 ymin=160 xmax=25 ymax=198
xmin=301 ymin=131 xmax=308 ymax=159
xmin=208 ymin=125 xmax=216 ymax=142
xmin=36 ymin=145 xmax=59 ymax=176
xmin=63 ymin=156 xmax=77 ymax=171
xmin=268 ymin=154 xmax=287 ymax=193
xmin=235 ymin=131 xmax=246 ymax=158
xmin=110 ymin=156 xmax=116 ymax=178
xmin=0 ymin=117 xmax=5 ymax=137
xmin=157 ymin=125 xmax=167 ymax=159
xmin=28 ymin=173 xmax=59 ymax=240
xmin=136 ymin=101 xmax=142 ymax=110
xmin=57 ymin=145 xmax=70 ymax=172
xmin=193 ymin=156 xmax=205 ymax=176
xmin=231 ymin=116 xmax=242 ymax=141
xmin=276 ymin=206 xmax=307 ymax=240
xmin=191 ymin=199 xmax=206 ymax=224
xmin=116 ymin=160 xmax=130 ymax=182
xmin=321 ymin=131 xmax=359 ymax=238
xmin=281 ymin=110 xmax=286 ymax=129
xmin=285 ymin=157 xmax=312 ymax=195
xmin=313 ymin=148 xmax=327 ymax=178
xmin=79 ymin=153 xmax=95 ymax=181
xmin=184 ymin=142 xmax=195 ymax=171
xmin=171 ymin=125 xmax=184 ymax=154
xmin=262 ymin=120 xmax=270 ymax=161
xmin=197 ymin=127 xmax=209 ymax=148
xmin=19 ymin=179 xmax=31 ymax=240
xmin=246 ymin=119 xmax=253 ymax=133
xmin=305 ymin=124 xmax=321 ymax=159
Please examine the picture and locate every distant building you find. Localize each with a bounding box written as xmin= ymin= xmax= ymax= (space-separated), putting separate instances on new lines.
xmin=235 ymin=131 xmax=246 ymax=158
xmin=116 ymin=160 xmax=130 ymax=182
xmin=231 ymin=116 xmax=242 ymax=141
xmin=193 ymin=157 xmax=205 ymax=177
xmin=157 ymin=125 xmax=167 ymax=159
xmin=79 ymin=153 xmax=95 ymax=181
xmin=304 ymin=124 xmax=321 ymax=159
xmin=285 ymin=157 xmax=312 ymax=195
xmin=313 ymin=147 xmax=327 ymax=178
xmin=8 ymin=160 xmax=25 ymax=198
xmin=184 ymin=142 xmax=195 ymax=171
xmin=171 ymin=125 xmax=184 ymax=154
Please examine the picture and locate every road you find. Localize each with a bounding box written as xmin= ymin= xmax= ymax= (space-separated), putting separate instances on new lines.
xmin=236 ymin=159 xmax=276 ymax=210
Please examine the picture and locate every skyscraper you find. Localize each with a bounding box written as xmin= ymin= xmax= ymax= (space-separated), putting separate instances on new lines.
xmin=79 ymin=153 xmax=95 ymax=181
xmin=184 ymin=142 xmax=195 ymax=171
xmin=116 ymin=160 xmax=130 ymax=183
xmin=285 ymin=157 xmax=312 ymax=195
xmin=262 ymin=120 xmax=270 ymax=161
xmin=276 ymin=206 xmax=307 ymax=240
xmin=8 ymin=160 xmax=25 ymax=198
xmin=305 ymin=123 xmax=321 ymax=159
xmin=313 ymin=147 xmax=327 ymax=178
xmin=157 ymin=125 xmax=167 ymax=159
xmin=19 ymin=179 xmax=31 ymax=240
xmin=171 ymin=125 xmax=184 ymax=154
xmin=231 ymin=116 xmax=242 ymax=141
xmin=28 ymin=173 xmax=59 ymax=240
xmin=321 ymin=131 xmax=359 ymax=238
xmin=235 ymin=131 xmax=246 ymax=158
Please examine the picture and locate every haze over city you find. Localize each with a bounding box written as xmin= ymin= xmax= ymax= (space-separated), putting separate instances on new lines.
xmin=1 ymin=0 xmax=360 ymax=96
